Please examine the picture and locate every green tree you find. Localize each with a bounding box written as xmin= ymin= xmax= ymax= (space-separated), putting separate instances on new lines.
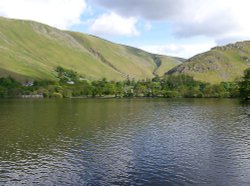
xmin=0 ymin=86 xmax=7 ymax=98
xmin=63 ymin=89 xmax=72 ymax=98
xmin=134 ymin=82 xmax=147 ymax=97
xmin=239 ymin=68 xmax=250 ymax=100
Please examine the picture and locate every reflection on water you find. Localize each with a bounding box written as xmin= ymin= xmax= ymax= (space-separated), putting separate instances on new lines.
xmin=0 ymin=99 xmax=250 ymax=185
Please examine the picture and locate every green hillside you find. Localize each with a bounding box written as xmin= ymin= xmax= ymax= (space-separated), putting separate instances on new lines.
xmin=166 ymin=42 xmax=250 ymax=83
xmin=0 ymin=17 xmax=182 ymax=81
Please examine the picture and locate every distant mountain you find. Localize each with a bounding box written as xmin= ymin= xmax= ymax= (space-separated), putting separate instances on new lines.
xmin=0 ymin=17 xmax=182 ymax=81
xmin=166 ymin=41 xmax=250 ymax=83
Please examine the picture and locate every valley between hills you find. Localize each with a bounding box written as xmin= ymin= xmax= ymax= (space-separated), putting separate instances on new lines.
xmin=0 ymin=16 xmax=250 ymax=84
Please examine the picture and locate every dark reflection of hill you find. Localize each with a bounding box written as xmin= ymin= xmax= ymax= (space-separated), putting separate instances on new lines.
xmin=0 ymin=99 xmax=151 ymax=160
xmin=0 ymin=99 xmax=249 ymax=185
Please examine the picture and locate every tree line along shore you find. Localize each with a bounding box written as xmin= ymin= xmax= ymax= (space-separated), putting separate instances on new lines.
xmin=0 ymin=67 xmax=249 ymax=101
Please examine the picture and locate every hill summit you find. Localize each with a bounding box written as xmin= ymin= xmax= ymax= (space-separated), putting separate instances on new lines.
xmin=0 ymin=17 xmax=182 ymax=81
xmin=167 ymin=41 xmax=250 ymax=83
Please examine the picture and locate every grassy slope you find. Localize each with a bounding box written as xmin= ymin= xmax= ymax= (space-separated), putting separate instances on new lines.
xmin=67 ymin=33 xmax=156 ymax=79
xmin=167 ymin=42 xmax=250 ymax=83
xmin=154 ymin=55 xmax=182 ymax=76
xmin=0 ymin=17 xmax=182 ymax=81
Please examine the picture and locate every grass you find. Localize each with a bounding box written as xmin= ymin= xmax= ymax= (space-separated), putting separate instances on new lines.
xmin=154 ymin=56 xmax=182 ymax=76
xmin=168 ymin=43 xmax=250 ymax=83
xmin=0 ymin=17 xmax=182 ymax=82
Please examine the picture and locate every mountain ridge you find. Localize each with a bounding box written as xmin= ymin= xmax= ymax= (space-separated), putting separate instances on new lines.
xmin=166 ymin=41 xmax=250 ymax=83
xmin=1 ymin=16 xmax=250 ymax=84
xmin=0 ymin=16 xmax=182 ymax=81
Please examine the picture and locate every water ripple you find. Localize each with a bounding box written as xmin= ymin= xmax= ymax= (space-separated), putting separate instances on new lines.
xmin=0 ymin=99 xmax=250 ymax=185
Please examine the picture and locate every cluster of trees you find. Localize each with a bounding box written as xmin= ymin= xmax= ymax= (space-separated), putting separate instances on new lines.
xmin=0 ymin=67 xmax=249 ymax=101
xmin=0 ymin=77 xmax=22 ymax=98
xmin=239 ymin=68 xmax=250 ymax=101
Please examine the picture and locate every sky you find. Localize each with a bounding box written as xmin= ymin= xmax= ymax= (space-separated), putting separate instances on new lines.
xmin=0 ymin=0 xmax=250 ymax=58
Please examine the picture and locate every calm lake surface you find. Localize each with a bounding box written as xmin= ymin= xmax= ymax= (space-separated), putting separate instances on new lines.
xmin=0 ymin=99 xmax=249 ymax=186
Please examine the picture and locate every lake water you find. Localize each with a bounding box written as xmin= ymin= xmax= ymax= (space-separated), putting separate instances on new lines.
xmin=0 ymin=99 xmax=249 ymax=185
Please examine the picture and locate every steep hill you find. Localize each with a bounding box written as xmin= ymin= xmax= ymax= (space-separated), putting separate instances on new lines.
xmin=0 ymin=17 xmax=182 ymax=81
xmin=167 ymin=41 xmax=250 ymax=83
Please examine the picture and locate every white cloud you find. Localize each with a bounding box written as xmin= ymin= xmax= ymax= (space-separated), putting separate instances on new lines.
xmin=89 ymin=12 xmax=139 ymax=36
xmin=91 ymin=0 xmax=250 ymax=44
xmin=91 ymin=0 xmax=183 ymax=20
xmin=140 ymin=42 xmax=216 ymax=58
xmin=171 ymin=0 xmax=250 ymax=40
xmin=0 ymin=0 xmax=86 ymax=29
